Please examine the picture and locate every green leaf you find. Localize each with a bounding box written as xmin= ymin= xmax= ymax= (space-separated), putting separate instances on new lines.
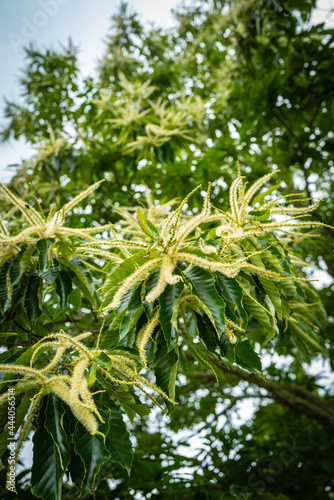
xmin=235 ymin=339 xmax=262 ymax=372
xmin=289 ymin=319 xmax=324 ymax=353
xmin=25 ymin=272 xmax=42 ymax=324
xmin=101 ymin=251 xmax=156 ymax=310
xmin=220 ymin=332 xmax=236 ymax=364
xmin=9 ymin=249 xmax=25 ymax=286
xmin=217 ymin=274 xmax=248 ymax=328
xmin=56 ymin=269 xmax=72 ymax=312
xmin=257 ymin=236 xmax=293 ymax=277
xmin=195 ymin=312 xmax=220 ymax=355
xmin=97 ymin=373 xmax=149 ymax=422
xmin=19 ymin=245 xmax=35 ymax=276
xmin=65 ymin=261 xmax=96 ymax=308
xmin=247 ymin=208 xmax=271 ymax=221
xmin=86 ymin=365 xmax=96 ymax=387
xmin=184 ymin=266 xmax=225 ymax=338
xmin=259 ymin=276 xmax=282 ymax=320
xmin=41 ymin=258 xmax=59 ymax=283
xmin=103 ymin=397 xmax=133 ymax=475
xmin=98 ymin=318 xmax=121 ymax=351
xmin=37 ymin=239 xmax=49 ymax=274
xmin=241 ymin=288 xmax=275 ymax=336
xmin=31 ymin=397 xmax=65 ymax=500
xmin=68 ymin=288 xmax=82 ymax=310
xmin=253 ymin=184 xmax=280 ymax=204
xmin=136 ymin=208 xmax=159 ymax=238
xmin=119 ymin=285 xmax=144 ymax=339
xmin=0 ymin=260 xmax=11 ymax=313
xmin=73 ymin=407 xmax=111 ymax=497
xmin=95 ymin=352 xmax=113 ymax=370
xmin=158 ymin=282 xmax=184 ymax=351
xmin=154 ymin=336 xmax=178 ymax=406
xmin=44 ymin=394 xmax=70 ymax=472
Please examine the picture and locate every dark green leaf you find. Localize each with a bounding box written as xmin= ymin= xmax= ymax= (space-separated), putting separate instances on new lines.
xmin=73 ymin=407 xmax=110 ymax=497
xmin=56 ymin=269 xmax=72 ymax=312
xmin=25 ymin=273 xmax=42 ymax=324
xmin=37 ymin=239 xmax=49 ymax=274
xmin=31 ymin=397 xmax=65 ymax=500
xmin=0 ymin=260 xmax=11 ymax=313
xmin=217 ymin=274 xmax=248 ymax=328
xmin=103 ymin=396 xmax=133 ymax=475
xmin=235 ymin=339 xmax=262 ymax=372
xmin=184 ymin=266 xmax=225 ymax=338
xmin=158 ymin=282 xmax=184 ymax=351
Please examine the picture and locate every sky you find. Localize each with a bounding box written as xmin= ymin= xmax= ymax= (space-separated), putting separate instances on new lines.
xmin=0 ymin=0 xmax=333 ymax=181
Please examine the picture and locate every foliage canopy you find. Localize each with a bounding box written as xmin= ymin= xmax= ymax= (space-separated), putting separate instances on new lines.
xmin=0 ymin=0 xmax=333 ymax=499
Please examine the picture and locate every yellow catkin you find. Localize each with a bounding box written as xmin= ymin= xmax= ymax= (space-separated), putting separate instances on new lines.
xmin=161 ymin=185 xmax=201 ymax=243
xmin=136 ymin=310 xmax=160 ymax=367
xmin=174 ymin=183 xmax=211 ymax=249
xmin=85 ymin=239 xmax=148 ymax=250
xmin=50 ymin=379 xmax=99 ymax=435
xmin=0 ymin=183 xmax=44 ymax=225
xmin=62 ymin=180 xmax=105 ymax=215
xmin=242 ymin=170 xmax=279 ymax=208
xmin=229 ymin=176 xmax=243 ymax=223
xmin=145 ymin=256 xmax=180 ymax=303
xmin=0 ymin=364 xmax=47 ymax=382
xmin=270 ymin=198 xmax=324 ymax=215
xmin=104 ymin=257 xmax=162 ymax=310
xmin=70 ymin=357 xmax=90 ymax=404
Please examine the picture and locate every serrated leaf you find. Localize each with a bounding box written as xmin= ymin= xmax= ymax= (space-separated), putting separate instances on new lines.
xmin=220 ymin=332 xmax=236 ymax=364
xmin=101 ymin=251 xmax=154 ymax=310
xmin=289 ymin=320 xmax=324 ymax=353
xmin=103 ymin=397 xmax=133 ymax=475
xmin=158 ymin=282 xmax=184 ymax=351
xmin=19 ymin=245 xmax=34 ymax=276
xmin=195 ymin=312 xmax=220 ymax=355
xmin=154 ymin=336 xmax=178 ymax=406
xmin=97 ymin=373 xmax=149 ymax=422
xmin=184 ymin=266 xmax=225 ymax=338
xmin=73 ymin=406 xmax=110 ymax=497
xmin=256 ymin=236 xmax=293 ymax=277
xmin=136 ymin=208 xmax=159 ymax=239
xmin=64 ymin=261 xmax=96 ymax=307
xmin=44 ymin=395 xmax=70 ymax=472
xmin=25 ymin=272 xmax=42 ymax=324
xmin=241 ymin=293 xmax=274 ymax=336
xmin=217 ymin=274 xmax=248 ymax=328
xmin=235 ymin=339 xmax=262 ymax=372
xmin=56 ymin=269 xmax=72 ymax=312
xmin=31 ymin=397 xmax=65 ymax=500
xmin=0 ymin=260 xmax=11 ymax=313
xmin=95 ymin=352 xmax=113 ymax=370
xmin=98 ymin=319 xmax=121 ymax=351
xmin=9 ymin=249 xmax=24 ymax=286
xmin=41 ymin=258 xmax=59 ymax=283
xmin=37 ymin=239 xmax=49 ymax=274
xmin=119 ymin=286 xmax=144 ymax=339
xmin=259 ymin=276 xmax=282 ymax=320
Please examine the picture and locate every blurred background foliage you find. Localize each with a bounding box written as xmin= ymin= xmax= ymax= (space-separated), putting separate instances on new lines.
xmin=0 ymin=0 xmax=333 ymax=498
